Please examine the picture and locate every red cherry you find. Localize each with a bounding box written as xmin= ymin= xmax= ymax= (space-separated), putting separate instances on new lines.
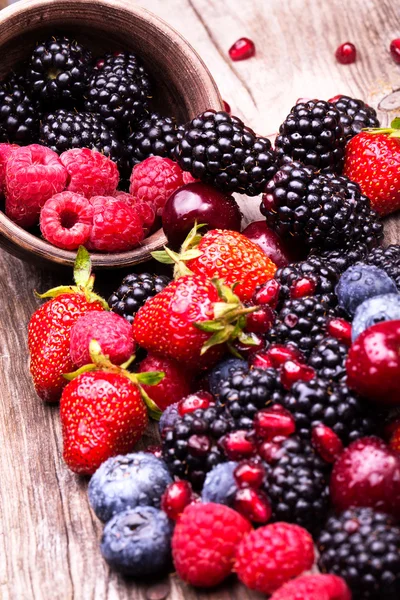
xmin=290 ymin=277 xmax=316 ymax=299
xmin=233 ymin=332 xmax=265 ymax=357
xmin=233 ymin=488 xmax=272 ymax=523
xmin=161 ymin=481 xmax=194 ymax=520
xmin=249 ymin=351 xmax=273 ymax=369
xmin=245 ymin=304 xmax=275 ymax=334
xmin=335 ymin=42 xmax=357 ymax=64
xmin=234 ymin=460 xmax=266 ymax=489
xmin=390 ymin=39 xmax=400 ymax=64
xmin=253 ymin=279 xmax=281 ymax=309
xmin=178 ymin=392 xmax=214 ymax=416
xmin=267 ymin=344 xmax=305 ymax=367
xmin=327 ymin=318 xmax=352 ymax=346
xmin=221 ymin=430 xmax=257 ymax=460
xmin=254 ymin=406 xmax=296 ymax=441
xmin=228 ymin=37 xmax=255 ymax=61
xmin=223 ymin=100 xmax=231 ymax=114
xmin=311 ymin=424 xmax=344 ymax=463
xmin=241 ymin=220 xmax=300 ymax=267
xmin=257 ymin=436 xmax=286 ymax=463
xmin=280 ymin=360 xmax=315 ymax=390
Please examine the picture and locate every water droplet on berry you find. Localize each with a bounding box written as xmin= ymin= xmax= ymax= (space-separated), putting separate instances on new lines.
xmin=335 ymin=42 xmax=357 ymax=64
xmin=390 ymin=39 xmax=400 ymax=64
xmin=229 ymin=37 xmax=256 ymax=61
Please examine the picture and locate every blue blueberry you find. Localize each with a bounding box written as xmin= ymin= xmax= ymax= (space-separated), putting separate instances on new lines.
xmin=201 ymin=461 xmax=239 ymax=506
xmin=88 ymin=452 xmax=173 ymax=522
xmin=336 ymin=264 xmax=397 ymax=316
xmin=158 ymin=402 xmax=179 ymax=435
xmin=352 ymin=293 xmax=400 ymax=340
xmin=208 ymin=357 xmax=248 ymax=397
xmin=101 ymin=506 xmax=173 ymax=576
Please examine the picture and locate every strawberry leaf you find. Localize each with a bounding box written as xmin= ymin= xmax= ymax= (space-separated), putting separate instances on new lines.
xmin=74 ymin=246 xmax=92 ymax=289
xmin=194 ymin=320 xmax=225 ymax=333
xmin=135 ymin=371 xmax=165 ymax=386
xmin=63 ymin=363 xmax=97 ymax=380
xmin=151 ymin=250 xmax=176 ymax=264
xmin=391 ymin=117 xmax=400 ymax=130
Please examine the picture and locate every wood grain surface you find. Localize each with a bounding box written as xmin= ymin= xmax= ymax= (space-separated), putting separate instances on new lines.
xmin=1 ymin=1 xmax=400 ymax=599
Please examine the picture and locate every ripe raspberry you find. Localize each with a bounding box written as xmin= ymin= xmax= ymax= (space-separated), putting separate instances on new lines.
xmin=129 ymin=156 xmax=186 ymax=215
xmin=172 ymin=502 xmax=252 ymax=587
xmin=235 ymin=522 xmax=315 ymax=594
xmin=88 ymin=196 xmax=144 ymax=252
xmin=0 ymin=143 xmax=18 ymax=194
xmin=114 ymin=190 xmax=156 ymax=235
xmin=60 ymin=148 xmax=119 ymax=199
xmin=70 ymin=311 xmax=135 ymax=368
xmin=40 ymin=192 xmax=93 ymax=250
xmin=5 ymin=144 xmax=67 ymax=228
xmin=137 ymin=353 xmax=192 ymax=411
xmin=269 ymin=574 xmax=351 ymax=600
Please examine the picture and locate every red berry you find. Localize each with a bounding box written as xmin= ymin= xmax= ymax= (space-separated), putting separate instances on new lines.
xmin=335 ymin=42 xmax=356 ymax=64
xmin=234 ymin=460 xmax=265 ymax=489
xmin=161 ymin=480 xmax=194 ymax=520
xmin=254 ymin=406 xmax=296 ymax=441
xmin=389 ymin=422 xmax=400 ymax=453
xmin=114 ymin=191 xmax=157 ymax=236
xmin=221 ymin=430 xmax=257 ymax=460
xmin=178 ymin=391 xmax=214 ymax=416
xmin=235 ymin=522 xmax=315 ymax=594
xmin=390 ymin=38 xmax=400 ymax=64
xmin=269 ymin=574 xmax=351 ymax=600
xmin=138 ymin=353 xmax=192 ymax=412
xmin=233 ymin=332 xmax=265 ymax=357
xmin=290 ymin=277 xmax=316 ymax=299
xmin=60 ymin=148 xmax=119 ymax=199
xmin=245 ymin=304 xmax=275 ymax=334
xmin=312 ymin=424 xmax=344 ymax=463
xmin=229 ymin=37 xmax=256 ymax=61
xmin=88 ymin=196 xmax=144 ymax=252
xmin=249 ymin=351 xmax=273 ymax=369
xmin=40 ymin=191 xmax=93 ymax=250
xmin=267 ymin=344 xmax=305 ymax=367
xmin=327 ymin=318 xmax=352 ymax=346
xmin=257 ymin=436 xmax=286 ymax=462
xmin=0 ymin=143 xmax=18 ymax=195
xmin=242 ymin=220 xmax=300 ymax=267
xmin=233 ymin=488 xmax=272 ymax=523
xmin=280 ymin=360 xmax=315 ymax=390
xmin=223 ymin=100 xmax=231 ymax=114
xmin=253 ymin=279 xmax=281 ymax=309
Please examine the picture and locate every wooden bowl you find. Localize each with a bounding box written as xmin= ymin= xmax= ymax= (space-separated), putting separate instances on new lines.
xmin=0 ymin=0 xmax=223 ymax=270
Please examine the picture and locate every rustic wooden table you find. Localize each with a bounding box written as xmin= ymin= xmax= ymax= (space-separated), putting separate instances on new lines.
xmin=1 ymin=0 xmax=399 ymax=599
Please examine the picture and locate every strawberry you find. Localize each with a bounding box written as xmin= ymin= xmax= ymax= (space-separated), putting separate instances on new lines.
xmin=153 ymin=225 xmax=277 ymax=301
xmin=28 ymin=247 xmax=107 ymax=402
xmin=343 ymin=118 xmax=400 ymax=216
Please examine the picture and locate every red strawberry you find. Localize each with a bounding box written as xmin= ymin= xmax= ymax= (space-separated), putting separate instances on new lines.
xmin=343 ymin=119 xmax=400 ymax=216
xmin=28 ymin=247 xmax=107 ymax=402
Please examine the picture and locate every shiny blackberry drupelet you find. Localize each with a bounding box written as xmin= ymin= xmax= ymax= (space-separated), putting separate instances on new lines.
xmin=309 ymin=244 xmax=369 ymax=274
xmin=263 ymin=436 xmax=331 ymax=534
xmin=174 ymin=110 xmax=278 ymax=196
xmin=108 ymin=273 xmax=171 ymax=324
xmin=275 ymin=100 xmax=346 ymax=172
xmin=280 ymin=378 xmax=375 ymax=444
xmin=161 ymin=405 xmax=234 ymax=489
xmin=85 ymin=52 xmax=151 ymax=130
xmin=318 ymin=508 xmax=400 ymax=600
xmin=308 ymin=337 xmax=348 ymax=382
xmin=364 ymin=245 xmax=400 ymax=289
xmin=330 ymin=95 xmax=380 ymax=140
xmin=27 ymin=36 xmax=92 ymax=103
xmin=0 ymin=79 xmax=39 ymax=144
xmin=126 ymin=112 xmax=180 ymax=167
xmin=217 ymin=367 xmax=286 ymax=430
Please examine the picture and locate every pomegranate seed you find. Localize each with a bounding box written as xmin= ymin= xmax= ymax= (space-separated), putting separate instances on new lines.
xmin=178 ymin=392 xmax=214 ymax=416
xmin=335 ymin=42 xmax=356 ymax=64
xmin=161 ymin=481 xmax=194 ymax=520
xmin=233 ymin=332 xmax=265 ymax=357
xmin=223 ymin=100 xmax=231 ymax=114
xmin=234 ymin=488 xmax=272 ymax=523
xmin=221 ymin=430 xmax=257 ymax=460
xmin=228 ymin=37 xmax=255 ymax=61
xmin=253 ymin=280 xmax=281 ymax=309
xmin=146 ymin=444 xmax=162 ymax=458
xmin=327 ymin=318 xmax=352 ymax=346
xmin=281 ymin=360 xmax=315 ymax=390
xmin=245 ymin=304 xmax=275 ymax=334
xmin=254 ymin=406 xmax=296 ymax=441
xmin=290 ymin=277 xmax=316 ymax=299
xmin=312 ymin=424 xmax=344 ymax=463
xmin=249 ymin=351 xmax=273 ymax=369
xmin=390 ymin=39 xmax=400 ymax=64
xmin=257 ymin=436 xmax=286 ymax=463
xmin=267 ymin=344 xmax=305 ymax=367
xmin=187 ymin=434 xmax=211 ymax=457
xmin=234 ymin=460 xmax=266 ymax=489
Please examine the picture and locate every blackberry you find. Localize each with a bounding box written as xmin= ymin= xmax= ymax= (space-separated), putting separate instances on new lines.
xmin=0 ymin=80 xmax=39 ymax=144
xmin=309 ymin=244 xmax=369 ymax=274
xmin=175 ymin=110 xmax=278 ymax=196
xmin=161 ymin=405 xmax=234 ymax=489
xmin=275 ymin=100 xmax=346 ymax=172
xmin=218 ymin=367 xmax=285 ymax=430
xmin=330 ymin=95 xmax=380 ymax=140
xmin=318 ymin=508 xmax=400 ymax=599
xmin=27 ymin=36 xmax=92 ymax=103
xmin=365 ymin=245 xmax=400 ymax=289
xmin=108 ymin=273 xmax=171 ymax=324
xmin=126 ymin=112 xmax=180 ymax=166
xmin=85 ymin=51 xmax=151 ymax=130
xmin=308 ymin=337 xmax=348 ymax=382
xmin=263 ymin=436 xmax=331 ymax=534
xmin=280 ymin=378 xmax=375 ymax=444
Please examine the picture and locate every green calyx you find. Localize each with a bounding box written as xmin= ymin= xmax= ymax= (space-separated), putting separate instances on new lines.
xmin=151 ymin=222 xmax=206 ymax=278
xmin=364 ymin=117 xmax=400 ymax=138
xmin=35 ymin=246 xmax=109 ymax=309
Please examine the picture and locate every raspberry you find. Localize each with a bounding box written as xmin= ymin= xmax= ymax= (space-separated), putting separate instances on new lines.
xmin=235 ymin=522 xmax=315 ymax=594
xmin=40 ymin=191 xmax=93 ymax=250
xmin=129 ymin=156 xmax=185 ymax=215
xmin=5 ymin=144 xmax=67 ymax=228
xmin=88 ymin=196 xmax=144 ymax=252
xmin=137 ymin=353 xmax=192 ymax=411
xmin=0 ymin=143 xmax=18 ymax=194
xmin=114 ymin=191 xmax=156 ymax=235
xmin=60 ymin=148 xmax=119 ymax=199
xmin=172 ymin=502 xmax=252 ymax=587
xmin=269 ymin=574 xmax=351 ymax=600
xmin=69 ymin=311 xmax=134 ymax=368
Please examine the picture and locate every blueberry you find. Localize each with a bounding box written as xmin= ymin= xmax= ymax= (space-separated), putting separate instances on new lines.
xmin=208 ymin=357 xmax=248 ymax=397
xmin=88 ymin=452 xmax=173 ymax=522
xmin=201 ymin=461 xmax=239 ymax=506
xmin=159 ymin=402 xmax=179 ymax=435
xmin=101 ymin=506 xmax=173 ymax=576
xmin=336 ymin=264 xmax=397 ymax=316
xmin=352 ymin=293 xmax=400 ymax=340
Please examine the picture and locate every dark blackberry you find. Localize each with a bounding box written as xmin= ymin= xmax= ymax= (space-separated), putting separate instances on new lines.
xmin=263 ymin=436 xmax=331 ymax=534
xmin=27 ymin=36 xmax=92 ymax=103
xmin=308 ymin=337 xmax=348 ymax=382
xmin=85 ymin=51 xmax=151 ymax=130
xmin=330 ymin=95 xmax=380 ymax=140
xmin=217 ymin=367 xmax=285 ymax=430
xmin=126 ymin=112 xmax=180 ymax=167
xmin=280 ymin=378 xmax=375 ymax=444
xmin=0 ymin=80 xmax=39 ymax=145
xmin=108 ymin=273 xmax=171 ymax=324
xmin=309 ymin=244 xmax=369 ymax=274
xmin=318 ymin=508 xmax=400 ymax=599
xmin=267 ymin=296 xmax=335 ymax=358
xmin=275 ymin=100 xmax=346 ymax=172
xmin=161 ymin=405 xmax=234 ymax=489
xmin=175 ymin=110 xmax=278 ymax=196
xmin=365 ymin=245 xmax=400 ymax=289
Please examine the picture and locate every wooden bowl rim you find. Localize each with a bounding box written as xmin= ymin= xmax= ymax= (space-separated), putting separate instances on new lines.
xmin=0 ymin=0 xmax=224 ymax=269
